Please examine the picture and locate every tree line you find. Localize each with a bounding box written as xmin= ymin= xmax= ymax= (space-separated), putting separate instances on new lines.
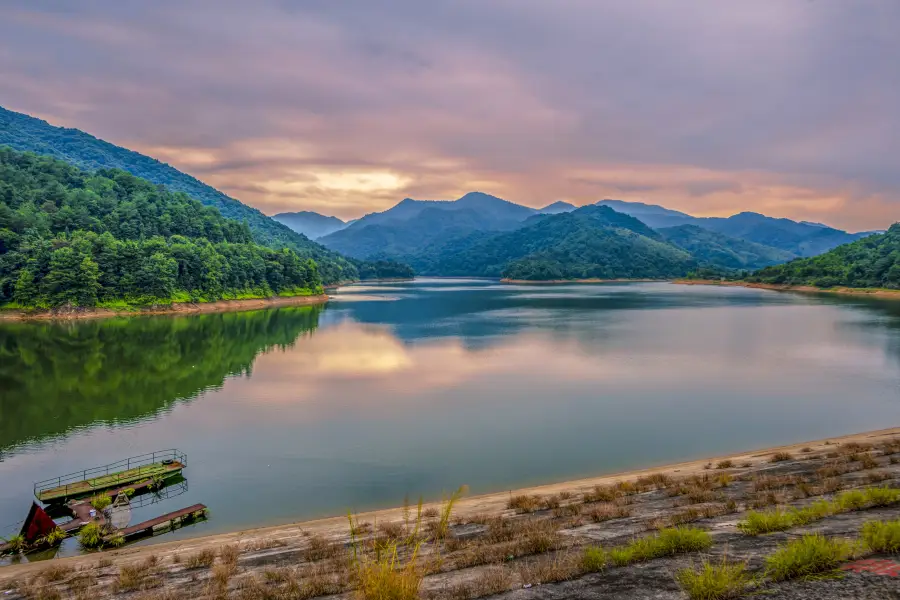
xmin=0 ymin=147 xmax=322 ymax=308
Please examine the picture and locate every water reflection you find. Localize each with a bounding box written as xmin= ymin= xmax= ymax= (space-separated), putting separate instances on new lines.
xmin=0 ymin=306 xmax=322 ymax=456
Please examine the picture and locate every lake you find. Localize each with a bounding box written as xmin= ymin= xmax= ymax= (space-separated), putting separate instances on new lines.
xmin=1 ymin=279 xmax=899 ymax=558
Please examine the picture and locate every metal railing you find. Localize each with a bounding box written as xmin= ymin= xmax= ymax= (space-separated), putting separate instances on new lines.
xmin=34 ymin=449 xmax=187 ymax=501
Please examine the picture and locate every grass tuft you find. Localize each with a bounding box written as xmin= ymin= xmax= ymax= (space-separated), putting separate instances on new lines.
xmin=764 ymin=534 xmax=857 ymax=581
xmin=676 ymin=558 xmax=752 ymax=600
xmin=861 ymin=518 xmax=900 ymax=553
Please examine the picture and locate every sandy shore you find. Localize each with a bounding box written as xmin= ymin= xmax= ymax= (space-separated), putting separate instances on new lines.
xmin=0 ymin=294 xmax=329 ymax=321
xmin=674 ymin=279 xmax=900 ymax=299
xmin=2 ymin=425 xmax=898 ymax=581
xmin=500 ymin=278 xmax=662 ymax=285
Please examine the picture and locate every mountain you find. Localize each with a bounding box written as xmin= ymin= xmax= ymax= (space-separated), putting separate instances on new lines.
xmin=750 ymin=224 xmax=900 ymax=289
xmin=320 ymin=192 xmax=537 ymax=259
xmin=0 ymin=105 xmax=360 ymax=284
xmin=272 ymin=211 xmax=347 ymax=239
xmin=538 ymin=201 xmax=577 ymax=214
xmin=0 ymin=148 xmax=322 ymax=307
xmin=659 ymin=225 xmax=795 ymax=271
xmin=697 ymin=212 xmax=869 ymax=257
xmin=411 ymin=204 xmax=695 ymax=279
xmin=595 ymin=199 xmax=867 ymax=257
xmin=595 ymin=199 xmax=696 ymax=229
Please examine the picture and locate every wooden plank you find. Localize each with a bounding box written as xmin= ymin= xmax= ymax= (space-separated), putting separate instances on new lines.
xmin=116 ymin=504 xmax=207 ymax=540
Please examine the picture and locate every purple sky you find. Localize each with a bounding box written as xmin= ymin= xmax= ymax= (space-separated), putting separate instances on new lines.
xmin=1 ymin=1 xmax=898 ymax=230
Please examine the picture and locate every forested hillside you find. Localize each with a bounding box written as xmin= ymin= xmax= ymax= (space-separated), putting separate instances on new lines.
xmin=409 ymin=205 xmax=696 ymax=279
xmin=0 ymin=106 xmax=364 ymax=283
xmin=750 ymin=224 xmax=900 ymax=288
xmin=0 ymin=148 xmax=323 ymax=308
xmin=659 ymin=225 xmax=794 ymax=270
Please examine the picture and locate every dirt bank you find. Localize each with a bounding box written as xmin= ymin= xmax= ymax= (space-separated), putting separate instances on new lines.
xmin=675 ymin=279 xmax=900 ymax=299
xmin=0 ymin=294 xmax=329 ymax=322
xmin=3 ymin=426 xmax=900 ymax=600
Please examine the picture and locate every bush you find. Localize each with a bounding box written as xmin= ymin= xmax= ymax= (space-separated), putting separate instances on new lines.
xmin=764 ymin=534 xmax=857 ymax=581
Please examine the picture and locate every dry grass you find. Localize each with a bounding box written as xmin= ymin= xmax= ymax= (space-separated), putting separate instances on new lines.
xmin=517 ymin=552 xmax=581 ymax=584
xmin=507 ymin=494 xmax=542 ymax=513
xmin=583 ymin=485 xmax=622 ymax=503
xmin=115 ymin=558 xmax=159 ymax=593
xmin=240 ymin=537 xmax=287 ymax=552
xmin=439 ymin=566 xmax=514 ymax=600
xmin=770 ymin=452 xmax=793 ymax=463
xmin=584 ymin=502 xmax=632 ymax=523
xmin=185 ymin=548 xmax=217 ymax=569
xmin=304 ymin=534 xmax=341 ymax=562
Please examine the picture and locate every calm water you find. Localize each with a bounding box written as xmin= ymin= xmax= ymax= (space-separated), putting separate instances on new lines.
xmin=1 ymin=279 xmax=899 ymax=558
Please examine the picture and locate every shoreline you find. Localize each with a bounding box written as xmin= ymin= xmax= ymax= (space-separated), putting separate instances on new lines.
xmin=674 ymin=279 xmax=900 ymax=299
xmin=0 ymin=294 xmax=329 ymax=322
xmin=500 ymin=278 xmax=662 ymax=285
xmin=3 ymin=425 xmax=898 ymax=579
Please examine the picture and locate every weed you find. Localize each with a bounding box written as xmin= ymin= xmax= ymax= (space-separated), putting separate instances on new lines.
xmin=240 ymin=537 xmax=286 ymax=551
xmin=185 ymin=548 xmax=217 ymax=569
xmin=636 ymin=473 xmax=672 ymax=489
xmin=552 ymin=503 xmax=580 ymax=518
xmin=431 ymin=486 xmax=467 ymax=540
xmin=116 ymin=559 xmax=158 ymax=592
xmin=764 ymin=534 xmax=857 ymax=581
xmin=861 ymin=519 xmax=900 ymax=553
xmin=738 ymin=510 xmax=794 ymax=535
xmin=605 ymin=527 xmax=712 ymax=566
xmin=78 ymin=523 xmax=105 ymax=550
xmin=443 ymin=566 xmax=513 ymax=600
xmin=676 ymin=557 xmax=752 ymax=600
xmin=518 ymin=553 xmax=581 ymax=584
xmin=770 ymin=452 xmax=793 ymax=463
xmin=583 ymin=485 xmax=621 ymax=503
xmin=507 ymin=494 xmax=542 ymax=513
xmin=90 ymin=494 xmax=112 ymax=511
xmin=585 ymin=502 xmax=632 ymax=523
xmin=378 ymin=521 xmax=405 ymax=540
xmin=859 ymin=454 xmax=879 ymax=470
xmin=716 ymin=460 xmax=734 ymax=470
xmin=1 ymin=534 xmax=25 ymax=553
xmin=304 ymin=534 xmax=340 ymax=562
xmin=582 ymin=546 xmax=607 ymax=572
xmin=220 ymin=544 xmax=240 ymax=567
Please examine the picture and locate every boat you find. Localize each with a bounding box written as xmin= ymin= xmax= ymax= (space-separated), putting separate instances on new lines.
xmin=33 ymin=450 xmax=187 ymax=504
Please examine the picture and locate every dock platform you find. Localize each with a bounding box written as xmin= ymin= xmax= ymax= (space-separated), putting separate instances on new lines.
xmin=34 ymin=450 xmax=186 ymax=504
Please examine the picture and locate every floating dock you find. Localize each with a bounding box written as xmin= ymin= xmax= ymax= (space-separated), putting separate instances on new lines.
xmin=34 ymin=450 xmax=187 ymax=504
xmin=111 ymin=504 xmax=208 ymax=543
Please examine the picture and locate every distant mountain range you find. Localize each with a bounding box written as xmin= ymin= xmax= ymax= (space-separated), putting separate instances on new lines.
xmin=273 ymin=211 xmax=348 ymax=239
xmin=309 ymin=191 xmax=877 ymax=279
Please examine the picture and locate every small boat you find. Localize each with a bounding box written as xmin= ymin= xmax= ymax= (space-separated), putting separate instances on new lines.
xmin=33 ymin=450 xmax=187 ymax=504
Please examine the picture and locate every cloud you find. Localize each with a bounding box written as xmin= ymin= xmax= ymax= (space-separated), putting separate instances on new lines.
xmin=0 ymin=0 xmax=898 ymax=230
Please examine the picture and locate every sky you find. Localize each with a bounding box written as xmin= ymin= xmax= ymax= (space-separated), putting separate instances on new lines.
xmin=0 ymin=1 xmax=898 ymax=231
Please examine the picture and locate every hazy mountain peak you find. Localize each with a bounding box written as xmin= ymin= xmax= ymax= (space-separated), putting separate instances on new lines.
xmin=539 ymin=201 xmax=577 ymax=214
